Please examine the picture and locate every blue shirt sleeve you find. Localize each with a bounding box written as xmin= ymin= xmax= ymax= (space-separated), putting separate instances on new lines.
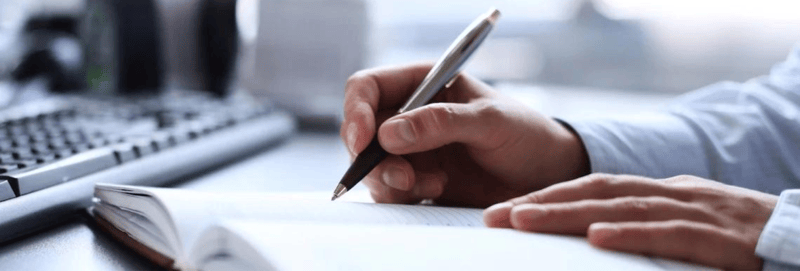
xmin=563 ymin=44 xmax=800 ymax=195
xmin=757 ymin=190 xmax=800 ymax=271
xmin=560 ymin=44 xmax=800 ymax=270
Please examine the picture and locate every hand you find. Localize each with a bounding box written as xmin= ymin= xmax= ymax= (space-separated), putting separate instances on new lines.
xmin=484 ymin=174 xmax=779 ymax=269
xmin=341 ymin=63 xmax=590 ymax=207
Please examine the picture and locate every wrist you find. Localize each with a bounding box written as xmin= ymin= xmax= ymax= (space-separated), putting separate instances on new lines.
xmin=550 ymin=118 xmax=591 ymax=182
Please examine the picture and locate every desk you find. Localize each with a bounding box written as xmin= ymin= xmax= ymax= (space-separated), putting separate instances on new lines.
xmin=0 ymin=133 xmax=352 ymax=270
xmin=0 ymin=85 xmax=677 ymax=270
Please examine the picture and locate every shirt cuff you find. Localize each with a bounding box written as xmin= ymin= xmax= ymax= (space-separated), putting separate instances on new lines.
xmin=756 ymin=189 xmax=800 ymax=269
xmin=558 ymin=113 xmax=710 ymax=178
xmin=763 ymin=260 xmax=800 ymax=271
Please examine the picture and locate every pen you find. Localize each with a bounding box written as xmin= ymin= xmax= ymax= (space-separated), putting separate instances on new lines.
xmin=332 ymin=8 xmax=501 ymax=201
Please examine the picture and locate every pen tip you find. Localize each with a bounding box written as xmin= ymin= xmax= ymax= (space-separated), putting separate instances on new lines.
xmin=331 ymin=184 xmax=348 ymax=201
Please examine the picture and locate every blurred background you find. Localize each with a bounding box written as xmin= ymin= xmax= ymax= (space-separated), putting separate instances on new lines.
xmin=1 ymin=0 xmax=799 ymax=124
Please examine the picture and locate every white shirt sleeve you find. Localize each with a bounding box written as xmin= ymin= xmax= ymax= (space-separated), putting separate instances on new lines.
xmin=757 ymin=189 xmax=800 ymax=271
xmin=563 ymin=44 xmax=800 ymax=195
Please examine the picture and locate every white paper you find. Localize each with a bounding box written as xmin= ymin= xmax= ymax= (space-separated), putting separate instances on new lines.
xmin=196 ymin=221 xmax=716 ymax=271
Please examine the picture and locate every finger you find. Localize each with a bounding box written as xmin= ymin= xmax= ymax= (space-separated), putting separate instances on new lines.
xmin=341 ymin=64 xmax=431 ymax=156
xmin=402 ymin=151 xmax=447 ymax=200
xmin=484 ymin=202 xmax=514 ymax=228
xmin=363 ymin=155 xmax=418 ymax=204
xmin=344 ymin=64 xmax=433 ymax=117
xmin=410 ymin=169 xmax=448 ymax=200
xmin=378 ymin=101 xmax=508 ymax=154
xmin=588 ymin=220 xmax=761 ymax=270
xmin=506 ymin=174 xmax=692 ymax=206
xmin=507 ymin=197 xmax=721 ymax=234
xmin=369 ymin=170 xmax=445 ymax=203
xmin=367 ymin=155 xmax=415 ymax=192
xmin=341 ymin=106 xmax=397 ymax=157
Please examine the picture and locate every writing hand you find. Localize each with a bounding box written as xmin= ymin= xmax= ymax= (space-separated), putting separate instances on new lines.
xmin=484 ymin=174 xmax=779 ymax=269
xmin=341 ymin=63 xmax=589 ymax=207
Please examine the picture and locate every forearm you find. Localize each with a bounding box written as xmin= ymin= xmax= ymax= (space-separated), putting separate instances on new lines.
xmin=562 ymin=77 xmax=800 ymax=194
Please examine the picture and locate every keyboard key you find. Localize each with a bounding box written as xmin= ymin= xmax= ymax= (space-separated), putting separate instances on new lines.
xmin=12 ymin=149 xmax=34 ymax=160
xmin=11 ymin=135 xmax=31 ymax=147
xmin=48 ymin=138 xmax=68 ymax=150
xmin=16 ymin=159 xmax=37 ymax=169
xmin=0 ymin=164 xmax=20 ymax=174
xmin=170 ymin=130 xmax=190 ymax=145
xmin=65 ymin=132 xmax=85 ymax=144
xmin=132 ymin=140 xmax=155 ymax=157
xmin=30 ymin=143 xmax=50 ymax=155
xmin=36 ymin=153 xmax=57 ymax=164
xmin=55 ymin=149 xmax=73 ymax=159
xmin=6 ymin=126 xmax=25 ymax=135
xmin=0 ymin=180 xmax=14 ymax=201
xmin=150 ymin=133 xmax=171 ymax=151
xmin=72 ymin=143 xmax=91 ymax=153
xmin=0 ymin=141 xmax=12 ymax=152
xmin=29 ymin=132 xmax=48 ymax=143
xmin=112 ymin=143 xmax=136 ymax=163
xmin=88 ymin=138 xmax=108 ymax=148
xmin=1 ymin=147 xmax=119 ymax=195
xmin=0 ymin=152 xmax=13 ymax=163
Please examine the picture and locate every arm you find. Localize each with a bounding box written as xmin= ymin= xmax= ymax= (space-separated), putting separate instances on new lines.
xmin=484 ymin=45 xmax=800 ymax=270
xmin=564 ymin=44 xmax=800 ymax=194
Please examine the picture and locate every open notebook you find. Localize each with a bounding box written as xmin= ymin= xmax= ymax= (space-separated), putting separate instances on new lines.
xmin=91 ymin=184 xmax=714 ymax=271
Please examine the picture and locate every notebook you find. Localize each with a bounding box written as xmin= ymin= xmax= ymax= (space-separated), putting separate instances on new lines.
xmin=91 ymin=183 xmax=715 ymax=271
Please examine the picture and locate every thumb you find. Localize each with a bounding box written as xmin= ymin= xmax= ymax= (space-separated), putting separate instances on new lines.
xmin=377 ymin=102 xmax=503 ymax=154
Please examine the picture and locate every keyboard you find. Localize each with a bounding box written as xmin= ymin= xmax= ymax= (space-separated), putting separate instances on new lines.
xmin=0 ymin=90 xmax=295 ymax=243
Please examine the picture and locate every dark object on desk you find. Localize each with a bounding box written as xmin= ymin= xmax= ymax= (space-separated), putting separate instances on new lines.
xmin=0 ymin=90 xmax=295 ymax=243
xmin=12 ymin=16 xmax=84 ymax=91
xmin=82 ymin=0 xmax=241 ymax=96
xmin=83 ymin=0 xmax=165 ymax=94
xmin=198 ymin=0 xmax=239 ymax=97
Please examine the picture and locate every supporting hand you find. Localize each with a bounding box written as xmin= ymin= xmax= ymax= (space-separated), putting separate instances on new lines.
xmin=484 ymin=174 xmax=779 ymax=269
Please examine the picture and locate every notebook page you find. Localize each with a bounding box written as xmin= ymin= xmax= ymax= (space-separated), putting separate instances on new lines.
xmin=137 ymin=187 xmax=483 ymax=255
xmin=193 ymin=221 xmax=716 ymax=271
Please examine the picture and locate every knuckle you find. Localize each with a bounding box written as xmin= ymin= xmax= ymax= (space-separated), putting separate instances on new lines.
xmin=522 ymin=193 xmax=543 ymax=204
xmin=475 ymin=101 xmax=504 ymax=121
xmin=663 ymin=220 xmax=695 ymax=237
xmin=583 ymin=173 xmax=615 ymax=189
xmin=415 ymin=105 xmax=455 ymax=137
xmin=345 ymin=70 xmax=371 ymax=88
xmin=617 ymin=197 xmax=652 ymax=218
xmin=662 ymin=174 xmax=694 ymax=184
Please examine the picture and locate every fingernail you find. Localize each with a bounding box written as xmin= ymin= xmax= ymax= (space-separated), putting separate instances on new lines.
xmin=486 ymin=202 xmax=514 ymax=213
xmin=483 ymin=202 xmax=514 ymax=228
xmin=346 ymin=122 xmax=357 ymax=155
xmin=382 ymin=166 xmax=408 ymax=190
xmin=383 ymin=119 xmax=415 ymax=149
xmin=510 ymin=205 xmax=547 ymax=228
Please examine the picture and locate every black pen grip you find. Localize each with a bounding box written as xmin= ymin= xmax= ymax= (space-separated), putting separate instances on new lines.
xmin=339 ymin=138 xmax=390 ymax=190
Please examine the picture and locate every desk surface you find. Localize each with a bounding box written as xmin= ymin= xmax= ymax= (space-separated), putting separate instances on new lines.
xmin=0 ymin=132 xmax=352 ymax=270
xmin=0 ymin=85 xmax=676 ymax=270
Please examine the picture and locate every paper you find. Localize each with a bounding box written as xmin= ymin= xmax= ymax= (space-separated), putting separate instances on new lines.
xmin=123 ymin=187 xmax=483 ymax=258
xmin=196 ymin=221 xmax=716 ymax=271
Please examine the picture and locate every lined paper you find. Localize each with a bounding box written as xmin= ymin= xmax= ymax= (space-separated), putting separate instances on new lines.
xmin=138 ymin=188 xmax=484 ymax=254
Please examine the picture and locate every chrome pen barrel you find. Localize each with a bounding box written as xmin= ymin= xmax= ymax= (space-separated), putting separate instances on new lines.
xmin=398 ymin=8 xmax=501 ymax=114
